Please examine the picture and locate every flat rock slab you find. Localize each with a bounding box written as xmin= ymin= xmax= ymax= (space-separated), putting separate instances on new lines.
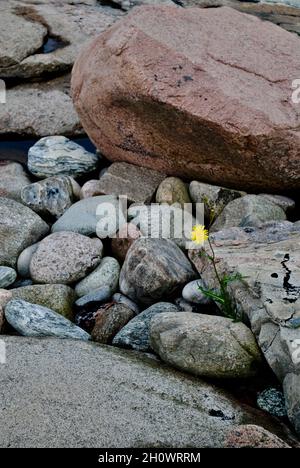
xmin=0 ymin=336 xmax=297 ymax=448
xmin=72 ymin=5 xmax=300 ymax=191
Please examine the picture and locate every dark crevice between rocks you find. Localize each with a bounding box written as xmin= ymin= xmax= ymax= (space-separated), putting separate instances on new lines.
xmin=97 ymin=0 xmax=126 ymax=10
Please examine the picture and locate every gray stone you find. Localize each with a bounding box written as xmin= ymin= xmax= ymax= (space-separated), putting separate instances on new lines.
xmin=113 ymin=302 xmax=179 ymax=352
xmin=257 ymin=388 xmax=287 ymax=418
xmin=21 ymin=176 xmax=80 ymax=218
xmin=17 ymin=243 xmax=40 ymax=278
xmin=128 ymin=204 xmax=199 ymax=249
xmin=80 ymin=180 xmax=103 ymax=199
xmin=30 ymin=232 xmax=103 ymax=284
xmin=91 ymin=303 xmax=135 ymax=344
xmin=182 ymin=279 xmax=213 ymax=305
xmin=156 ymin=177 xmax=191 ymax=208
xmin=75 ymin=286 xmax=112 ymax=309
xmin=5 ymin=299 xmax=90 ymax=340
xmin=259 ymin=194 xmax=295 ymax=213
xmin=0 ymin=336 xmax=296 ymax=448
xmin=28 ymin=136 xmax=99 ymax=179
xmin=0 ymin=198 xmax=49 ymax=268
xmin=0 ymin=267 xmax=17 ymax=289
xmin=97 ymin=162 xmax=166 ymax=204
xmin=224 ymin=424 xmax=291 ymax=448
xmin=75 ymin=257 xmax=120 ymax=297
xmin=0 ymin=161 xmax=31 ymax=203
xmin=111 ymin=0 xmax=174 ymax=11
xmin=189 ymin=223 xmax=300 ymax=433
xmin=211 ymin=195 xmax=286 ymax=233
xmin=10 ymin=284 xmax=77 ymax=320
xmin=52 ymin=195 xmax=125 ymax=237
xmin=174 ymin=297 xmax=201 ymax=313
xmin=112 ymin=293 xmax=140 ymax=315
xmin=189 ymin=180 xmax=245 ymax=218
xmin=283 ymin=373 xmax=300 ymax=436
xmin=150 ymin=312 xmax=262 ymax=379
xmin=119 ymin=238 xmax=196 ymax=305
xmin=0 ymin=75 xmax=82 ymax=138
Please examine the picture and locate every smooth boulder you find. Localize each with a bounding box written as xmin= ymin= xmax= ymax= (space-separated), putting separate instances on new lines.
xmin=72 ymin=5 xmax=300 ymax=191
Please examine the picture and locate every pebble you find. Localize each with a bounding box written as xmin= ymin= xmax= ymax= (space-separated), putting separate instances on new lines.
xmin=111 ymin=223 xmax=142 ymax=262
xmin=257 ymin=388 xmax=287 ymax=418
xmin=5 ymin=299 xmax=90 ymax=340
xmin=0 ymin=267 xmax=17 ymax=288
xmin=182 ymin=279 xmax=213 ymax=305
xmin=80 ymin=180 xmax=103 ymax=199
xmin=75 ymin=286 xmax=112 ymax=310
xmin=17 ymin=243 xmax=40 ymax=278
xmin=156 ymin=177 xmax=191 ymax=208
xmin=91 ymin=303 xmax=135 ymax=344
xmin=0 ymin=161 xmax=31 ymax=203
xmin=112 ymin=293 xmax=140 ymax=315
xmin=75 ymin=257 xmax=120 ymax=297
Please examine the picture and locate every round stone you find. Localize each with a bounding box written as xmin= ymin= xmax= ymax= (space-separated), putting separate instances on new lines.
xmin=17 ymin=243 xmax=40 ymax=278
xmin=182 ymin=279 xmax=213 ymax=305
xmin=75 ymin=257 xmax=120 ymax=297
xmin=0 ymin=267 xmax=17 ymax=288
xmin=156 ymin=177 xmax=191 ymax=207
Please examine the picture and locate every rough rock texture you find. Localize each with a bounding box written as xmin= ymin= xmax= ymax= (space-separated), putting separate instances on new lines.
xmin=28 ymin=136 xmax=99 ymax=179
xmin=80 ymin=180 xmax=103 ymax=199
xmin=91 ymin=303 xmax=135 ymax=344
xmin=0 ymin=198 xmax=49 ymax=268
xmin=0 ymin=336 xmax=297 ymax=448
xmin=113 ymin=302 xmax=179 ymax=352
xmin=211 ymin=195 xmax=286 ymax=232
xmin=21 ymin=176 xmax=80 ymax=218
xmin=10 ymin=284 xmax=76 ymax=320
xmin=0 ymin=161 xmax=31 ymax=203
xmin=150 ymin=312 xmax=262 ymax=379
xmin=0 ymin=267 xmax=17 ymax=289
xmin=4 ymin=300 xmax=90 ymax=340
xmin=189 ymin=180 xmax=245 ymax=218
xmin=72 ymin=5 xmax=300 ymax=191
xmin=97 ymin=162 xmax=166 ymax=203
xmin=30 ymin=232 xmax=103 ymax=284
xmin=52 ymin=195 xmax=125 ymax=237
xmin=156 ymin=177 xmax=191 ymax=207
xmin=224 ymin=424 xmax=291 ymax=448
xmin=0 ymin=76 xmax=83 ymax=138
xmin=189 ymin=222 xmax=300 ymax=433
xmin=182 ymin=279 xmax=213 ymax=305
xmin=257 ymin=387 xmax=287 ymax=418
xmin=17 ymin=243 xmax=40 ymax=278
xmin=75 ymin=256 xmax=120 ymax=297
xmin=119 ymin=238 xmax=196 ymax=304
xmin=111 ymin=222 xmax=142 ymax=262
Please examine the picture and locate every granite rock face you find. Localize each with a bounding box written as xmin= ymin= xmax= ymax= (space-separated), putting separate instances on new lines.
xmin=30 ymin=232 xmax=103 ymax=284
xmin=0 ymin=161 xmax=31 ymax=203
xmin=28 ymin=136 xmax=99 ymax=179
xmin=21 ymin=176 xmax=80 ymax=218
xmin=97 ymin=162 xmax=166 ymax=204
xmin=189 ymin=222 xmax=300 ymax=433
xmin=72 ymin=5 xmax=300 ymax=191
xmin=113 ymin=302 xmax=179 ymax=352
xmin=150 ymin=312 xmax=262 ymax=379
xmin=4 ymin=299 xmax=90 ymax=340
xmin=0 ymin=336 xmax=297 ymax=448
xmin=211 ymin=195 xmax=286 ymax=232
xmin=0 ymin=198 xmax=49 ymax=268
xmin=119 ymin=238 xmax=196 ymax=304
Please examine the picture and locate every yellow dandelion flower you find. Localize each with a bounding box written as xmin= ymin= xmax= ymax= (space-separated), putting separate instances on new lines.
xmin=191 ymin=225 xmax=209 ymax=245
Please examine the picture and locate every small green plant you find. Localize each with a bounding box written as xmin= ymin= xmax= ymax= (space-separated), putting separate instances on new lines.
xmin=191 ymin=224 xmax=244 ymax=321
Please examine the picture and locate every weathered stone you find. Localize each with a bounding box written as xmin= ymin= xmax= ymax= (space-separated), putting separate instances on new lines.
xmin=0 ymin=198 xmax=49 ymax=268
xmin=259 ymin=194 xmax=296 ymax=213
xmin=284 ymin=373 xmax=300 ymax=436
xmin=10 ymin=284 xmax=76 ymax=320
xmin=28 ymin=136 xmax=99 ymax=179
xmin=21 ymin=176 xmax=80 ymax=218
xmin=119 ymin=238 xmax=196 ymax=304
xmin=182 ymin=279 xmax=213 ymax=305
xmin=0 ymin=75 xmax=82 ymax=138
xmin=257 ymin=388 xmax=287 ymax=418
xmin=0 ymin=267 xmax=17 ymax=289
xmin=80 ymin=180 xmax=103 ymax=199
xmin=0 ymin=289 xmax=12 ymax=334
xmin=113 ymin=302 xmax=179 ymax=352
xmin=52 ymin=195 xmax=125 ymax=237
xmin=189 ymin=223 xmax=300 ymax=433
xmin=111 ymin=222 xmax=142 ymax=262
xmin=224 ymin=424 xmax=291 ymax=448
xmin=112 ymin=293 xmax=140 ymax=315
xmin=17 ymin=243 xmax=40 ymax=278
xmin=111 ymin=0 xmax=174 ymax=11
xmin=0 ymin=161 xmax=31 ymax=203
xmin=97 ymin=162 xmax=166 ymax=204
xmin=211 ymin=195 xmax=286 ymax=232
xmin=30 ymin=232 xmax=103 ymax=284
xmin=189 ymin=181 xmax=245 ymax=218
xmin=72 ymin=5 xmax=300 ymax=191
xmin=128 ymin=203 xmax=199 ymax=249
xmin=91 ymin=303 xmax=135 ymax=344
xmin=0 ymin=336 xmax=297 ymax=448
xmin=5 ymin=299 xmax=90 ymax=340
xmin=75 ymin=257 xmax=120 ymax=297
xmin=150 ymin=312 xmax=262 ymax=379
xmin=156 ymin=177 xmax=191 ymax=208
xmin=75 ymin=286 xmax=112 ymax=310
